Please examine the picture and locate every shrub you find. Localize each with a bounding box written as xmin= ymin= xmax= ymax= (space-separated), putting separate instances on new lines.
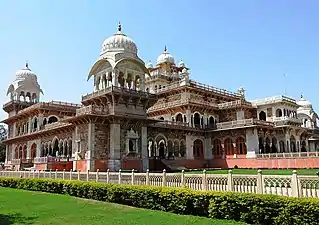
xmin=0 ymin=177 xmax=319 ymax=225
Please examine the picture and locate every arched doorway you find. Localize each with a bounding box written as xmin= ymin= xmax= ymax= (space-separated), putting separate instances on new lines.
xmin=224 ymin=138 xmax=234 ymax=155
xmin=22 ymin=145 xmax=27 ymax=159
xmin=290 ymin=136 xmax=297 ymax=152
xmin=271 ymin=137 xmax=277 ymax=153
xmin=193 ymin=139 xmax=204 ymax=159
xmin=265 ymin=137 xmax=271 ymax=153
xmin=175 ymin=114 xmax=183 ymax=123
xmin=53 ymin=139 xmax=59 ymax=156
xmin=213 ymin=139 xmax=222 ymax=157
xmin=301 ymin=141 xmax=307 ymax=152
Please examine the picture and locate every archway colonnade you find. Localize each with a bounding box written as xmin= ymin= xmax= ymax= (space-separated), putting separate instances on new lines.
xmin=40 ymin=137 xmax=73 ymax=157
xmin=212 ymin=136 xmax=247 ymax=157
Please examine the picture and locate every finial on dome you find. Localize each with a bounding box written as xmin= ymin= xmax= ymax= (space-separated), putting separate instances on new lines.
xmin=301 ymin=93 xmax=303 ymax=99
xmin=25 ymin=61 xmax=29 ymax=69
xmin=164 ymin=45 xmax=167 ymax=53
xmin=118 ymin=22 xmax=122 ymax=32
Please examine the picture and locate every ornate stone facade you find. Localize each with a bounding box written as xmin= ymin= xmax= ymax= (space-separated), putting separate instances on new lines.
xmin=2 ymin=23 xmax=319 ymax=171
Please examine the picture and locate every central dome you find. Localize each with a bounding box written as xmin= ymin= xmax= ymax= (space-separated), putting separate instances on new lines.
xmin=101 ymin=23 xmax=137 ymax=55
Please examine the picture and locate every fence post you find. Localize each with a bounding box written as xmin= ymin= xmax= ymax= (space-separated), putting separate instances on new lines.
xmin=33 ymin=170 xmax=35 ymax=178
xmin=118 ymin=169 xmax=122 ymax=184
xmin=78 ymin=170 xmax=81 ymax=180
xmin=146 ymin=169 xmax=150 ymax=185
xmin=162 ymin=169 xmax=167 ymax=187
xmin=87 ymin=170 xmax=89 ymax=181
xmin=24 ymin=170 xmax=26 ymax=178
xmin=96 ymin=169 xmax=99 ymax=182
xmin=106 ymin=169 xmax=110 ymax=183
xmin=38 ymin=170 xmax=40 ymax=178
xmin=70 ymin=169 xmax=73 ymax=180
xmin=62 ymin=169 xmax=65 ymax=180
xmin=181 ymin=170 xmax=185 ymax=187
xmin=55 ymin=169 xmax=58 ymax=179
xmin=227 ymin=170 xmax=233 ymax=191
xmin=291 ymin=170 xmax=300 ymax=197
xmin=202 ymin=170 xmax=207 ymax=190
xmin=257 ymin=169 xmax=263 ymax=194
xmin=131 ymin=169 xmax=135 ymax=185
xmin=49 ymin=169 xmax=52 ymax=179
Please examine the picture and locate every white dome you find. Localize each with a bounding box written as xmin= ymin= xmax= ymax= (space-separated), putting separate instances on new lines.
xmin=156 ymin=46 xmax=175 ymax=65
xmin=15 ymin=63 xmax=36 ymax=79
xmin=146 ymin=60 xmax=153 ymax=69
xmin=297 ymin=95 xmax=312 ymax=108
xmin=178 ymin=60 xmax=185 ymax=67
xmin=101 ymin=23 xmax=137 ymax=54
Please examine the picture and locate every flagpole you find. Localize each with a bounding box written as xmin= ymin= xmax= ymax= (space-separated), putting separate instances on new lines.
xmin=284 ymin=74 xmax=287 ymax=96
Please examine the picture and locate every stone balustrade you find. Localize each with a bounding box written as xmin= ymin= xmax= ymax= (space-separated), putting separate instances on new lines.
xmin=76 ymin=105 xmax=109 ymax=116
xmin=256 ymin=151 xmax=319 ymax=159
xmin=1 ymin=169 xmax=318 ymax=198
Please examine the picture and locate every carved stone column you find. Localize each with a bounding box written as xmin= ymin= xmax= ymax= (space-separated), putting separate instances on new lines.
xmin=87 ymin=123 xmax=95 ymax=171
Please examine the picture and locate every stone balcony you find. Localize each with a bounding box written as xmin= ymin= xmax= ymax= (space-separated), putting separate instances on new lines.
xmin=273 ymin=116 xmax=303 ymax=126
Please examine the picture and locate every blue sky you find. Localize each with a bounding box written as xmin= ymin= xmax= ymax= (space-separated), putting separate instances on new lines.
xmin=1 ymin=0 xmax=318 ymax=120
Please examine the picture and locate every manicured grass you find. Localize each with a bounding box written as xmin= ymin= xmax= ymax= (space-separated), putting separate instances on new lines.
xmin=0 ymin=188 xmax=247 ymax=225
xmin=184 ymin=168 xmax=319 ymax=175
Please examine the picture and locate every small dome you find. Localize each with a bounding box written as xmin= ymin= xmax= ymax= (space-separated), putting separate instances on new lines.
xmin=156 ymin=46 xmax=175 ymax=65
xmin=178 ymin=60 xmax=185 ymax=67
xmin=146 ymin=60 xmax=153 ymax=69
xmin=15 ymin=63 xmax=36 ymax=79
xmin=297 ymin=95 xmax=312 ymax=108
xmin=101 ymin=23 xmax=137 ymax=54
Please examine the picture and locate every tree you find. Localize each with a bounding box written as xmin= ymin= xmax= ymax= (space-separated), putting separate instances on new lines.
xmin=0 ymin=142 xmax=5 ymax=162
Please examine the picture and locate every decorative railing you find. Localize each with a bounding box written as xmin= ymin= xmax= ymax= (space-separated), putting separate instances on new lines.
xmin=0 ymin=169 xmax=318 ymax=198
xmin=214 ymin=119 xmax=273 ymax=130
xmin=82 ymin=86 xmax=156 ymax=101
xmin=33 ymin=156 xmax=74 ymax=163
xmin=218 ymin=99 xmax=253 ymax=109
xmin=44 ymin=122 xmax=70 ymax=130
xmin=256 ymin=152 xmax=319 ymax=159
xmin=273 ymin=116 xmax=303 ymax=125
xmin=76 ymin=105 xmax=109 ymax=116
xmin=251 ymin=95 xmax=297 ymax=106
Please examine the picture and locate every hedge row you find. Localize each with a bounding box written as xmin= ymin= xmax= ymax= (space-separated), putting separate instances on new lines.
xmin=0 ymin=177 xmax=319 ymax=225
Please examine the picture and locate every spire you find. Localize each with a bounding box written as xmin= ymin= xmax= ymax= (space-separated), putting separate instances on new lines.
xmin=25 ymin=61 xmax=29 ymax=69
xmin=118 ymin=22 xmax=122 ymax=32
xmin=301 ymin=93 xmax=303 ymax=99
xmin=164 ymin=45 xmax=167 ymax=53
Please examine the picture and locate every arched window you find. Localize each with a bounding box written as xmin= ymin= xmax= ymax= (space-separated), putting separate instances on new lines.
xmin=193 ymin=139 xmax=204 ymax=159
xmin=236 ymin=137 xmax=247 ymax=155
xmin=194 ymin=113 xmax=201 ymax=128
xmin=275 ymin=109 xmax=282 ymax=117
xmin=48 ymin=116 xmax=58 ymax=124
xmin=175 ymin=113 xmax=183 ymax=122
xmin=224 ymin=138 xmax=234 ymax=155
xmin=213 ymin=139 xmax=222 ymax=156
xmin=259 ymin=111 xmax=266 ymax=121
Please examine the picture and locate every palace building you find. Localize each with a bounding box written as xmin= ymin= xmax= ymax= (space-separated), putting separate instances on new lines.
xmin=2 ymin=24 xmax=319 ymax=172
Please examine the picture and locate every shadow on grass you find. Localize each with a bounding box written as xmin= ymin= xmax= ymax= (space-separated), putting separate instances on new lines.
xmin=0 ymin=213 xmax=37 ymax=225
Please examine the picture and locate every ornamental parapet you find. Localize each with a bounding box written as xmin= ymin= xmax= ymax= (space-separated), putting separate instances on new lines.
xmin=76 ymin=105 xmax=109 ymax=116
xmin=273 ymin=116 xmax=303 ymax=126
xmin=43 ymin=122 xmax=70 ymax=130
xmin=256 ymin=151 xmax=319 ymax=159
xmin=34 ymin=156 xmax=74 ymax=164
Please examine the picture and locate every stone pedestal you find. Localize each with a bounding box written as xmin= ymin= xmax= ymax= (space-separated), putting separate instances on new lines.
xmin=108 ymin=123 xmax=121 ymax=171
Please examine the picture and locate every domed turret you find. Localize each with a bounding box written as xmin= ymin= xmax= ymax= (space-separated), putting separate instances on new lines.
xmin=100 ymin=23 xmax=137 ymax=55
xmin=156 ymin=46 xmax=175 ymax=65
xmin=297 ymin=95 xmax=312 ymax=109
xmin=146 ymin=60 xmax=153 ymax=69
xmin=178 ymin=60 xmax=185 ymax=67
xmin=6 ymin=62 xmax=43 ymax=103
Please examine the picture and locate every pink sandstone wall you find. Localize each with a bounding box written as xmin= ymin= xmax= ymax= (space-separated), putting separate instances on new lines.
xmin=210 ymin=158 xmax=319 ymax=169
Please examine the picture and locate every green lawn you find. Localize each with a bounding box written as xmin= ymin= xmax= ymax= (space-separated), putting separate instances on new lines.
xmin=183 ymin=168 xmax=319 ymax=175
xmin=0 ymin=188 xmax=246 ymax=225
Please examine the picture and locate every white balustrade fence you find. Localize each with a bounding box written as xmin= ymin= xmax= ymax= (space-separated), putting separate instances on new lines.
xmin=0 ymin=169 xmax=318 ymax=198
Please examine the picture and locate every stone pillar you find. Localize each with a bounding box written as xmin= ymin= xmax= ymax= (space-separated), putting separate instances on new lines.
xmin=186 ymin=135 xmax=194 ymax=159
xmin=36 ymin=140 xmax=41 ymax=157
xmin=141 ymin=126 xmax=148 ymax=171
xmin=186 ymin=110 xmax=191 ymax=125
xmin=245 ymin=128 xmax=258 ymax=158
xmin=204 ymin=137 xmax=212 ymax=160
xmin=28 ymin=117 xmax=32 ymax=133
xmin=112 ymin=70 xmax=118 ymax=87
xmin=87 ymin=123 xmax=95 ymax=171
xmin=108 ymin=124 xmax=121 ymax=171
xmin=13 ymin=122 xmax=16 ymax=137
xmin=5 ymin=145 xmax=9 ymax=164
xmin=285 ymin=133 xmax=290 ymax=152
